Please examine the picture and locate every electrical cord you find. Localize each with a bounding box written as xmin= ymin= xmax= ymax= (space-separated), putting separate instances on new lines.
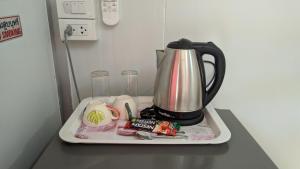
xmin=64 ymin=25 xmax=81 ymax=103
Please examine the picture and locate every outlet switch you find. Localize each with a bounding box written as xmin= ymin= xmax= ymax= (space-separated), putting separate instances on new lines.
xmin=57 ymin=0 xmax=97 ymax=19
xmin=71 ymin=1 xmax=87 ymax=14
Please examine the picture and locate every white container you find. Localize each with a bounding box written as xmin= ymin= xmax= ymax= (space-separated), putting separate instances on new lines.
xmin=59 ymin=96 xmax=231 ymax=144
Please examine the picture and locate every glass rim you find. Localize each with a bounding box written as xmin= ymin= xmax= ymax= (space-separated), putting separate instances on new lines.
xmin=91 ymin=70 xmax=109 ymax=77
xmin=121 ymin=70 xmax=138 ymax=76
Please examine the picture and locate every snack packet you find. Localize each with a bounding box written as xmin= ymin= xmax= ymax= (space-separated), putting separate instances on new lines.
xmin=124 ymin=118 xmax=180 ymax=136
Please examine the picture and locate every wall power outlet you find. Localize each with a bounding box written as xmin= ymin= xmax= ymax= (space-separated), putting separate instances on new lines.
xmin=59 ymin=19 xmax=98 ymax=41
xmin=71 ymin=24 xmax=88 ymax=36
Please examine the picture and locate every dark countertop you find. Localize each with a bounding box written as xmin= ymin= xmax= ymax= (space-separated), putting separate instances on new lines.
xmin=32 ymin=109 xmax=278 ymax=169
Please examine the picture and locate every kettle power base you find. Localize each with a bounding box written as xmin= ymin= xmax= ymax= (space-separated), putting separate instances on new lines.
xmin=59 ymin=96 xmax=231 ymax=144
xmin=155 ymin=110 xmax=205 ymax=126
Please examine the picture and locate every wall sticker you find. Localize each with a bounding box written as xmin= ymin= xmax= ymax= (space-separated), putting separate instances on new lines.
xmin=0 ymin=15 xmax=23 ymax=42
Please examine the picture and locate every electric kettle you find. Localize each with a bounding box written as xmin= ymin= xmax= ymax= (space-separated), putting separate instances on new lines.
xmin=153 ymin=38 xmax=226 ymax=125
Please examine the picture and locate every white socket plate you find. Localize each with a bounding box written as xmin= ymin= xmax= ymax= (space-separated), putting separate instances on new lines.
xmin=59 ymin=19 xmax=98 ymax=41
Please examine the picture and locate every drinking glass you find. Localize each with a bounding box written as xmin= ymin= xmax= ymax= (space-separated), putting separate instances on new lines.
xmin=121 ymin=70 xmax=138 ymax=96
xmin=91 ymin=70 xmax=110 ymax=97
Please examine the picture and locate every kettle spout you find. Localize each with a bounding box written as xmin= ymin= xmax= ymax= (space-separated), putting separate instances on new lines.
xmin=156 ymin=50 xmax=165 ymax=68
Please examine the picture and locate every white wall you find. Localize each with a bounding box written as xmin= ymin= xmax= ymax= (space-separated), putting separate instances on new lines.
xmin=165 ymin=1 xmax=300 ymax=168
xmin=0 ymin=0 xmax=61 ymax=169
xmin=47 ymin=0 xmax=165 ymax=114
xmin=49 ymin=0 xmax=300 ymax=168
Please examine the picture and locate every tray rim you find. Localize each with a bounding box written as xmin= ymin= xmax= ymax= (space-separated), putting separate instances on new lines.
xmin=59 ymin=96 xmax=231 ymax=144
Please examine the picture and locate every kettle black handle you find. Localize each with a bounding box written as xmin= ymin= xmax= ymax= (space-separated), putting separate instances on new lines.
xmin=193 ymin=42 xmax=226 ymax=106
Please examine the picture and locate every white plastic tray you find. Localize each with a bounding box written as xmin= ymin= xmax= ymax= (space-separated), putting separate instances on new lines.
xmin=59 ymin=96 xmax=231 ymax=144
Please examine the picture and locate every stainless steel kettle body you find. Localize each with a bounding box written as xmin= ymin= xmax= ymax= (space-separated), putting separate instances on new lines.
xmin=154 ymin=48 xmax=203 ymax=112
xmin=153 ymin=39 xmax=226 ymax=122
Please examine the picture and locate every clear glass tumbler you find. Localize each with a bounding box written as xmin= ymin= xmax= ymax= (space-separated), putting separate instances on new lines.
xmin=121 ymin=70 xmax=138 ymax=97
xmin=91 ymin=70 xmax=110 ymax=97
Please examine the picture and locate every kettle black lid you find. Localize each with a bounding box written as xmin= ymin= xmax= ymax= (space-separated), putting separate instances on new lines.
xmin=167 ymin=38 xmax=193 ymax=49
